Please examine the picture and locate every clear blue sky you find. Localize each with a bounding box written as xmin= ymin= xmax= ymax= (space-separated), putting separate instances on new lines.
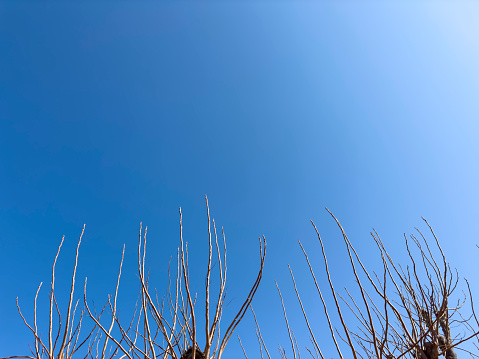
xmin=1 ymin=2 xmax=478 ymax=358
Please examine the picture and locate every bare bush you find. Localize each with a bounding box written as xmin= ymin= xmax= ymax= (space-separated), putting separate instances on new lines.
xmin=7 ymin=202 xmax=477 ymax=359
xmin=5 ymin=196 xmax=266 ymax=359
xmin=273 ymin=210 xmax=479 ymax=359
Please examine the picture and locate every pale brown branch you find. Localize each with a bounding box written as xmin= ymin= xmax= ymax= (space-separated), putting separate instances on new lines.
xmin=311 ymin=219 xmax=356 ymax=358
xmin=237 ymin=336 xmax=249 ymax=359
xmin=298 ymin=240 xmax=342 ymax=359
xmin=205 ymin=195 xmax=212 ymax=358
xmin=58 ymin=224 xmax=85 ymax=357
xmin=217 ymin=236 xmax=266 ymax=359
xmin=179 ymin=207 xmax=196 ymax=359
xmin=275 ymin=281 xmax=296 ymax=359
xmin=33 ymin=282 xmax=42 ymax=359
xmin=288 ymin=265 xmax=324 ymax=359
xmin=16 ymin=297 xmax=50 ymax=357
xmin=326 ymin=209 xmax=380 ymax=358
xmin=50 ymin=236 xmax=65 ymax=359
xmin=250 ymin=306 xmax=272 ymax=359
xmin=102 ymin=244 xmax=125 ymax=359
xmin=83 ymin=278 xmax=133 ymax=359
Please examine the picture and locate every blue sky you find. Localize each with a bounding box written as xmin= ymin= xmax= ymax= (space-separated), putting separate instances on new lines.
xmin=1 ymin=2 xmax=479 ymax=358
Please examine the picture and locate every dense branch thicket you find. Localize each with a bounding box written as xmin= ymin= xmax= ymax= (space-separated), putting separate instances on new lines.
xmin=5 ymin=196 xmax=266 ymax=359
xmin=4 ymin=200 xmax=478 ymax=359
xmin=272 ymin=209 xmax=479 ymax=359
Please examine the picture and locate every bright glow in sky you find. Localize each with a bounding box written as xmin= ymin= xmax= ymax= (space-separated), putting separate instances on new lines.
xmin=1 ymin=2 xmax=478 ymax=358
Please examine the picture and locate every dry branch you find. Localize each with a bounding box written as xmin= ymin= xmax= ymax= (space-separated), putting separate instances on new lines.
xmin=274 ymin=211 xmax=478 ymax=359
xmin=9 ymin=197 xmax=265 ymax=359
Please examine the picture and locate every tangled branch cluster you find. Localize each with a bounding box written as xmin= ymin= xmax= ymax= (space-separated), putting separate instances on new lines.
xmin=274 ymin=210 xmax=479 ymax=359
xmin=4 ymin=200 xmax=478 ymax=359
xmin=6 ymin=196 xmax=266 ymax=359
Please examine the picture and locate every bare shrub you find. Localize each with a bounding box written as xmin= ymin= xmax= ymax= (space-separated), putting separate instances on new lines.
xmin=271 ymin=210 xmax=478 ymax=359
xmin=5 ymin=196 xmax=266 ymax=359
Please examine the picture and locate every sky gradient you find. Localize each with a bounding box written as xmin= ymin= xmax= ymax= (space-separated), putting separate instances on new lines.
xmin=1 ymin=2 xmax=479 ymax=358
